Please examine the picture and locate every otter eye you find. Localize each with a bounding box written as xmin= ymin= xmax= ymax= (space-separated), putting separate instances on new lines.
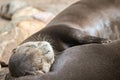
xmin=12 ymin=48 xmax=16 ymax=54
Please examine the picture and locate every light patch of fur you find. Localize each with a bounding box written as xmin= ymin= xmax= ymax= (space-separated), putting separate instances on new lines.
xmin=9 ymin=41 xmax=54 ymax=76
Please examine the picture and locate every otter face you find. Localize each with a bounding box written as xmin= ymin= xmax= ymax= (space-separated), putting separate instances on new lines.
xmin=9 ymin=41 xmax=54 ymax=77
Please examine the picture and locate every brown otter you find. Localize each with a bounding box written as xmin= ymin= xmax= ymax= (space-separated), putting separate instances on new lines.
xmin=7 ymin=40 xmax=110 ymax=79
xmin=6 ymin=0 xmax=120 ymax=79
xmin=21 ymin=0 xmax=120 ymax=53
xmin=6 ymin=40 xmax=120 ymax=80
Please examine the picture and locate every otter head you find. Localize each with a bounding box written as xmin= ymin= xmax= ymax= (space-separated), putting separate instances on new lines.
xmin=8 ymin=41 xmax=54 ymax=77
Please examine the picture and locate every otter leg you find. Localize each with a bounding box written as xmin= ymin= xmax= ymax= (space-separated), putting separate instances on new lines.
xmin=77 ymin=35 xmax=112 ymax=44
xmin=48 ymin=25 xmax=112 ymax=49
xmin=58 ymin=26 xmax=111 ymax=46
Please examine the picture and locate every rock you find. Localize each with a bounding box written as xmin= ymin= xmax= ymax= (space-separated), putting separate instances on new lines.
xmin=0 ymin=0 xmax=55 ymax=21
xmin=33 ymin=11 xmax=55 ymax=24
xmin=12 ymin=17 xmax=46 ymax=39
xmin=0 ymin=0 xmax=55 ymax=65
xmin=0 ymin=17 xmax=46 ymax=64
xmin=0 ymin=0 xmax=28 ymax=19
xmin=12 ymin=6 xmax=55 ymax=24
xmin=12 ymin=6 xmax=43 ymax=19
xmin=0 ymin=26 xmax=24 ymax=64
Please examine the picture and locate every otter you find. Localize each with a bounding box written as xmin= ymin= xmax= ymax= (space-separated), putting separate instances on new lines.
xmin=6 ymin=40 xmax=120 ymax=80
xmin=6 ymin=0 xmax=120 ymax=79
xmin=21 ymin=0 xmax=120 ymax=53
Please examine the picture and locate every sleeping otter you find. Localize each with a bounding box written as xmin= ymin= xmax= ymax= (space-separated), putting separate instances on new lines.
xmin=21 ymin=0 xmax=120 ymax=53
xmin=6 ymin=40 xmax=120 ymax=80
xmin=6 ymin=0 xmax=120 ymax=79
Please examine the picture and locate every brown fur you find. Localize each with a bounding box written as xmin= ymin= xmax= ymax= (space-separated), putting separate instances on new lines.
xmin=22 ymin=0 xmax=120 ymax=53
xmin=6 ymin=0 xmax=120 ymax=79
xmin=6 ymin=40 xmax=120 ymax=80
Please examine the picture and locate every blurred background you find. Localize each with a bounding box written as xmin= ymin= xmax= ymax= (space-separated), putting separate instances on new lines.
xmin=0 ymin=0 xmax=79 ymax=27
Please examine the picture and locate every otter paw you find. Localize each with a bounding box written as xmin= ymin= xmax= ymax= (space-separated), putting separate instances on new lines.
xmin=101 ymin=39 xmax=112 ymax=44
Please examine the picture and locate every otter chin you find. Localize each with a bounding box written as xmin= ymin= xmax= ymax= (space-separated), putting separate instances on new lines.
xmin=8 ymin=41 xmax=55 ymax=77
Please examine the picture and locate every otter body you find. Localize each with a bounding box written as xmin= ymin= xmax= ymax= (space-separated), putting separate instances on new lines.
xmin=23 ymin=0 xmax=120 ymax=52
xmin=7 ymin=40 xmax=120 ymax=80
xmin=6 ymin=0 xmax=120 ymax=79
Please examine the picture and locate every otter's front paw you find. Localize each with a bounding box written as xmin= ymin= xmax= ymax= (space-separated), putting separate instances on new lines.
xmin=101 ymin=39 xmax=112 ymax=44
